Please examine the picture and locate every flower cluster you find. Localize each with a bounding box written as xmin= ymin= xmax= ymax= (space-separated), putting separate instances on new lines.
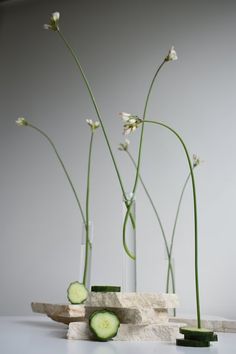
xmin=193 ymin=154 xmax=203 ymax=167
xmin=86 ymin=119 xmax=100 ymax=131
xmin=165 ymin=46 xmax=178 ymax=62
xmin=44 ymin=12 xmax=60 ymax=31
xmin=119 ymin=112 xmax=143 ymax=135
xmin=118 ymin=139 xmax=130 ymax=151
xmin=16 ymin=117 xmax=28 ymax=126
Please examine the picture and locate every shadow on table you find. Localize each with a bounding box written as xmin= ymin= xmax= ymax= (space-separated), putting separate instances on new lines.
xmin=15 ymin=318 xmax=68 ymax=338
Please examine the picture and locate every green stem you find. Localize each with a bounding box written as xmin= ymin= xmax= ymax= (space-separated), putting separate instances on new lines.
xmin=144 ymin=119 xmax=201 ymax=329
xmin=83 ymin=131 xmax=94 ymax=287
xmin=56 ymin=30 xmax=135 ymax=228
xmin=126 ymin=150 xmax=175 ymax=292
xmin=123 ymin=60 xmax=166 ymax=259
xmin=166 ymin=170 xmax=196 ymax=293
xmin=28 ymin=123 xmax=85 ymax=224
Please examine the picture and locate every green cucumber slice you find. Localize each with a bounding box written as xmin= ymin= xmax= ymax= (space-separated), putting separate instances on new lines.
xmin=184 ymin=332 xmax=218 ymax=342
xmin=180 ymin=327 xmax=215 ymax=341
xmin=67 ymin=281 xmax=88 ymax=304
xmin=89 ymin=310 xmax=120 ymax=341
xmin=176 ymin=338 xmax=210 ymax=347
xmin=91 ymin=286 xmax=121 ymax=292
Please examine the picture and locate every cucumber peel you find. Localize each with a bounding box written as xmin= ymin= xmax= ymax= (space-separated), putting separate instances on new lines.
xmin=180 ymin=327 xmax=216 ymax=341
xmin=177 ymin=326 xmax=218 ymax=347
xmin=89 ymin=309 xmax=120 ymax=341
xmin=176 ymin=338 xmax=210 ymax=347
xmin=91 ymin=286 xmax=121 ymax=293
xmin=67 ymin=281 xmax=88 ymax=304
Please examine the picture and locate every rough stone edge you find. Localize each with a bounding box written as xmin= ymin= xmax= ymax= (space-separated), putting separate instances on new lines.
xmin=170 ymin=317 xmax=236 ymax=333
xmin=86 ymin=293 xmax=179 ymax=309
xmin=67 ymin=322 xmax=185 ymax=342
xmin=31 ymin=302 xmax=169 ymax=325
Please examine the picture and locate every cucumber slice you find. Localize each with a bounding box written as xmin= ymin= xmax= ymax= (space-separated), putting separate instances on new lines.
xmin=89 ymin=310 xmax=120 ymax=341
xmin=67 ymin=281 xmax=88 ymax=304
xmin=91 ymin=286 xmax=121 ymax=293
xmin=184 ymin=332 xmax=218 ymax=342
xmin=180 ymin=327 xmax=215 ymax=341
xmin=176 ymin=338 xmax=210 ymax=347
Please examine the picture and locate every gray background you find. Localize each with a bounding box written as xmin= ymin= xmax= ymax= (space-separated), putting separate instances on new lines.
xmin=0 ymin=0 xmax=235 ymax=318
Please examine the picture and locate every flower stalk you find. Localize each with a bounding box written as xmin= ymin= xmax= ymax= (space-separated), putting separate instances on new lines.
xmin=121 ymin=58 xmax=167 ymax=259
xmin=83 ymin=130 xmax=94 ymax=286
xmin=16 ymin=117 xmax=100 ymax=289
xmin=143 ymin=119 xmax=201 ymax=328
xmin=48 ymin=21 xmax=135 ymax=228
xmin=120 ymin=141 xmax=199 ymax=300
xmin=16 ymin=118 xmax=85 ymax=223
xmin=123 ymin=146 xmax=175 ymax=292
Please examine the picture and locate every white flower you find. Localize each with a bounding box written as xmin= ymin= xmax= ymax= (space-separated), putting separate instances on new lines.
xmin=52 ymin=12 xmax=60 ymax=21
xmin=119 ymin=112 xmax=132 ymax=122
xmin=16 ymin=117 xmax=28 ymax=126
xmin=124 ymin=124 xmax=137 ymax=135
xmin=119 ymin=113 xmax=142 ymax=135
xmin=118 ymin=139 xmax=130 ymax=151
xmin=86 ymin=119 xmax=100 ymax=131
xmin=193 ymin=154 xmax=203 ymax=167
xmin=44 ymin=11 xmax=60 ymax=31
xmin=165 ymin=46 xmax=178 ymax=62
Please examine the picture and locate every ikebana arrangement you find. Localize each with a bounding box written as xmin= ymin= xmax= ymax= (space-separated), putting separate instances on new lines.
xmin=17 ymin=11 xmax=218 ymax=347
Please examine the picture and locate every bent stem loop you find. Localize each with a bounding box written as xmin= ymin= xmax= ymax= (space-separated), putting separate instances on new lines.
xmin=57 ymin=30 xmax=135 ymax=229
xmin=144 ymin=119 xmax=201 ymax=329
xmin=28 ymin=123 xmax=85 ymax=223
xmin=126 ymin=150 xmax=175 ymax=292
xmin=166 ymin=171 xmax=194 ymax=293
xmin=123 ymin=60 xmax=166 ymax=259
xmin=83 ymin=131 xmax=94 ymax=286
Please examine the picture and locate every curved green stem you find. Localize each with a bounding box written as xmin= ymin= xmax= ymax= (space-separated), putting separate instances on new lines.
xmin=83 ymin=132 xmax=94 ymax=286
xmin=166 ymin=170 xmax=196 ymax=292
xmin=144 ymin=119 xmax=201 ymax=329
xmin=123 ymin=60 xmax=166 ymax=259
xmin=56 ymin=30 xmax=135 ymax=228
xmin=126 ymin=150 xmax=175 ymax=292
xmin=28 ymin=123 xmax=85 ymax=224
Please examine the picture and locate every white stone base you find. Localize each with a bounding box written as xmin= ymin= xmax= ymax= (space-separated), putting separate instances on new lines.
xmin=31 ymin=293 xmax=182 ymax=341
xmin=68 ymin=322 xmax=184 ymax=342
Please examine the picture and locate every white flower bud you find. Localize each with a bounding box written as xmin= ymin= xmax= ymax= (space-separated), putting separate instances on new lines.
xmin=166 ymin=46 xmax=178 ymax=62
xmin=16 ymin=117 xmax=28 ymax=126
xmin=44 ymin=11 xmax=60 ymax=32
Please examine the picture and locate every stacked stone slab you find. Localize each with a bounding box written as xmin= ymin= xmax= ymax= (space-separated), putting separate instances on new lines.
xmin=68 ymin=293 xmax=183 ymax=341
xmin=32 ymin=293 xmax=185 ymax=341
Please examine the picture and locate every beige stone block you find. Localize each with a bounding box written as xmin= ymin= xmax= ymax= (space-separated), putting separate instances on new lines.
xmin=170 ymin=316 xmax=236 ymax=333
xmin=84 ymin=307 xmax=169 ymax=324
xmin=86 ymin=293 xmax=179 ymax=309
xmin=31 ymin=302 xmax=169 ymax=325
xmin=68 ymin=322 xmax=184 ymax=342
xmin=31 ymin=302 xmax=85 ymax=325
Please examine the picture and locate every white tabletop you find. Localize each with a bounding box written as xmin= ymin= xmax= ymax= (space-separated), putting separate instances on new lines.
xmin=0 ymin=316 xmax=235 ymax=354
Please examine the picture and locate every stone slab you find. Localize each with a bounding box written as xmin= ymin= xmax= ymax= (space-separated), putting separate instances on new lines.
xmin=31 ymin=302 xmax=85 ymax=325
xmin=68 ymin=321 xmax=185 ymax=342
xmin=31 ymin=302 xmax=169 ymax=325
xmin=86 ymin=292 xmax=179 ymax=309
xmin=85 ymin=307 xmax=169 ymax=324
xmin=170 ymin=316 xmax=236 ymax=333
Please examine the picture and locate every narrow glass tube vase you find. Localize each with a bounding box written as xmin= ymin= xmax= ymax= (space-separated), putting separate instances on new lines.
xmin=165 ymin=255 xmax=175 ymax=294
xmin=165 ymin=255 xmax=176 ymax=316
xmin=79 ymin=222 xmax=93 ymax=290
xmin=122 ymin=193 xmax=137 ymax=292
